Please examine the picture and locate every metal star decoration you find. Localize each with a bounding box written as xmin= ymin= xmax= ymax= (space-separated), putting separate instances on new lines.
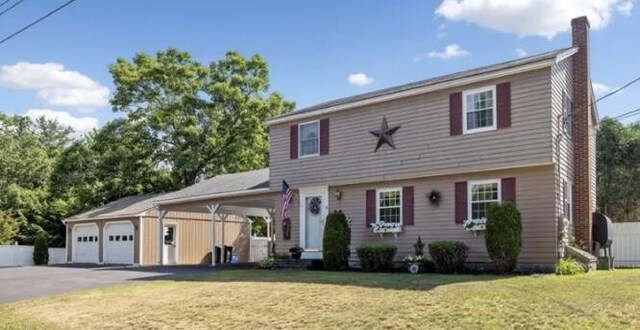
xmin=370 ymin=116 xmax=401 ymax=152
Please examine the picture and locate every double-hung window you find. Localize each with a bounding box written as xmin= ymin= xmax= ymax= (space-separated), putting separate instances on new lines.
xmin=463 ymin=86 xmax=497 ymax=134
xmin=377 ymin=188 xmax=402 ymax=224
xmin=468 ymin=180 xmax=500 ymax=220
xmin=299 ymin=121 xmax=319 ymax=157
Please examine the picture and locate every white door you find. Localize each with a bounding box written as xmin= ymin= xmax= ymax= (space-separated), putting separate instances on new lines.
xmin=163 ymin=225 xmax=177 ymax=265
xmin=299 ymin=186 xmax=328 ymax=257
xmin=73 ymin=224 xmax=98 ymax=263
xmin=104 ymin=222 xmax=134 ymax=264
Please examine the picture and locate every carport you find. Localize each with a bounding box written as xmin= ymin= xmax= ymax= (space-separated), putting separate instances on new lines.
xmin=154 ymin=169 xmax=279 ymax=266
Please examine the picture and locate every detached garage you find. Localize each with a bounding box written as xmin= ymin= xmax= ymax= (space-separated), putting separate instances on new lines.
xmin=63 ymin=193 xmax=251 ymax=265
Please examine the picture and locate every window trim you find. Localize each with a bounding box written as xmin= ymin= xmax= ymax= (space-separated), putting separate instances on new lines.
xmin=563 ymin=179 xmax=573 ymax=222
xmin=467 ymin=179 xmax=501 ymax=221
xmin=375 ymin=187 xmax=403 ymax=224
xmin=462 ymin=85 xmax=497 ymax=134
xmin=298 ymin=120 xmax=320 ymax=158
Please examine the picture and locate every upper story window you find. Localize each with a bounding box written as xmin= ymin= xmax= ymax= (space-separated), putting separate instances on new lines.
xmin=299 ymin=121 xmax=319 ymax=157
xmin=468 ymin=179 xmax=500 ymax=220
xmin=377 ymin=188 xmax=402 ymax=224
xmin=463 ymin=86 xmax=497 ymax=134
xmin=563 ymin=91 xmax=574 ymax=139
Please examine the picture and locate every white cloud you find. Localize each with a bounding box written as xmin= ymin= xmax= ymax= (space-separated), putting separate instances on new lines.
xmin=592 ymin=82 xmax=612 ymax=95
xmin=515 ymin=48 xmax=528 ymax=58
xmin=348 ymin=73 xmax=374 ymax=86
xmin=24 ymin=109 xmax=98 ymax=135
xmin=426 ymin=44 xmax=470 ymax=60
xmin=0 ymin=62 xmax=109 ymax=111
xmin=436 ymin=0 xmax=630 ymax=39
xmin=618 ymin=1 xmax=634 ymax=15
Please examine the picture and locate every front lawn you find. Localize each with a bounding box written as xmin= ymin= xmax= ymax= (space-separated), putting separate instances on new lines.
xmin=1 ymin=269 xmax=640 ymax=329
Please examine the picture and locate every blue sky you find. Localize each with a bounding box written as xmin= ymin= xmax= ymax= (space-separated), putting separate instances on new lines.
xmin=0 ymin=0 xmax=638 ymax=133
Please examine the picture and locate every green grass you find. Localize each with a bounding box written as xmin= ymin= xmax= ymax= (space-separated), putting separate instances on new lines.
xmin=1 ymin=269 xmax=640 ymax=329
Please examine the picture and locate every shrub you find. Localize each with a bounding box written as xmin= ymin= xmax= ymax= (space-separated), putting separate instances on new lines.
xmin=356 ymin=243 xmax=397 ymax=272
xmin=485 ymin=203 xmax=523 ymax=273
xmin=428 ymin=241 xmax=468 ymax=273
xmin=556 ymin=257 xmax=586 ymax=275
xmin=323 ymin=210 xmax=351 ymax=271
xmin=33 ymin=231 xmax=49 ymax=265
xmin=258 ymin=256 xmax=276 ymax=269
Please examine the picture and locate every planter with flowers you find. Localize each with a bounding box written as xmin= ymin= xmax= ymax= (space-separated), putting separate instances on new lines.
xmin=403 ymin=254 xmax=430 ymax=274
xmin=371 ymin=222 xmax=402 ymax=238
xmin=463 ymin=218 xmax=487 ymax=236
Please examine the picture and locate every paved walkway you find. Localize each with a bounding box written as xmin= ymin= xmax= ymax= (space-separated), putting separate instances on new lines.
xmin=0 ymin=265 xmax=213 ymax=303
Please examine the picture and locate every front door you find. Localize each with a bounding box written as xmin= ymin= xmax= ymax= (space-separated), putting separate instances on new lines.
xmin=299 ymin=186 xmax=328 ymax=255
xmin=163 ymin=225 xmax=177 ymax=265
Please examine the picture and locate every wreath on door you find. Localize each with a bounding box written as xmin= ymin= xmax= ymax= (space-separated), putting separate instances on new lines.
xmin=309 ymin=197 xmax=322 ymax=215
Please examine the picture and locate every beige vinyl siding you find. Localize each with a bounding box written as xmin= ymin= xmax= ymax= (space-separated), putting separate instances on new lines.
xmin=142 ymin=216 xmax=158 ymax=265
xmin=269 ymin=68 xmax=554 ymax=190
xmin=66 ymin=218 xmax=141 ymax=264
xmin=326 ymin=165 xmax=557 ymax=269
xmin=550 ymin=57 xmax=574 ymax=252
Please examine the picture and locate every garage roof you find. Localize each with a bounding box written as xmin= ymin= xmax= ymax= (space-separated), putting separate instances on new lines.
xmin=64 ymin=193 xmax=165 ymax=222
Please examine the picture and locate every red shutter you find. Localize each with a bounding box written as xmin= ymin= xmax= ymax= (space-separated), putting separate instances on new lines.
xmin=501 ymin=177 xmax=516 ymax=204
xmin=290 ymin=124 xmax=298 ymax=159
xmin=455 ymin=181 xmax=467 ymax=224
xmin=320 ymin=118 xmax=329 ymax=155
xmin=497 ymin=82 xmax=511 ymax=129
xmin=366 ymin=190 xmax=376 ymax=227
xmin=402 ymin=186 xmax=414 ymax=226
xmin=450 ymin=92 xmax=463 ymax=135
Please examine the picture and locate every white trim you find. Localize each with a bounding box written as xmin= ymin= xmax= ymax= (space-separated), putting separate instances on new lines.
xmin=467 ymin=179 xmax=501 ymax=221
xmin=462 ymin=85 xmax=497 ymax=135
xmin=103 ymin=220 xmax=135 ymax=265
xmin=375 ymin=187 xmax=403 ymax=225
xmin=65 ymin=223 xmax=69 ymax=263
xmin=301 ymin=251 xmax=323 ymax=260
xmin=266 ymin=57 xmax=564 ymax=126
xmin=138 ymin=215 xmax=144 ymax=265
xmin=298 ymin=120 xmax=320 ymax=158
xmin=155 ymin=188 xmax=273 ymax=206
xmin=71 ymin=223 xmax=99 ymax=263
xmin=555 ymin=47 xmax=578 ymax=63
xmin=563 ymin=178 xmax=573 ymax=223
xmin=298 ymin=186 xmax=329 ymax=252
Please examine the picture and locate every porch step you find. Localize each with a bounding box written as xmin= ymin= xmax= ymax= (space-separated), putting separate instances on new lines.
xmin=274 ymin=259 xmax=312 ymax=270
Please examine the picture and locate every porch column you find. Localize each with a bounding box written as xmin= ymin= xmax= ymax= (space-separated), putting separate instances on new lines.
xmin=206 ymin=204 xmax=220 ymax=266
xmin=157 ymin=209 xmax=168 ymax=265
xmin=266 ymin=208 xmax=276 ymax=256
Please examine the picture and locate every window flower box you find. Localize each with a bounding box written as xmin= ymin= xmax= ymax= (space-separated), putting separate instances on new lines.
xmin=372 ymin=222 xmax=402 ymax=238
xmin=463 ymin=218 xmax=486 ymax=236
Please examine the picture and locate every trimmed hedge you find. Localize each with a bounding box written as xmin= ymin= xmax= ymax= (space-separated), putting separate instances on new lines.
xmin=356 ymin=243 xmax=397 ymax=272
xmin=485 ymin=203 xmax=522 ymax=273
xmin=428 ymin=241 xmax=468 ymax=273
xmin=323 ymin=210 xmax=351 ymax=271
xmin=33 ymin=231 xmax=49 ymax=265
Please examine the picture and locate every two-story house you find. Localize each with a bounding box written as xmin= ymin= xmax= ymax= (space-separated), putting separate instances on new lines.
xmin=65 ymin=17 xmax=597 ymax=272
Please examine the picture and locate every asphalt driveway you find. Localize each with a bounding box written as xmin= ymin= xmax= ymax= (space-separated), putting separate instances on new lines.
xmin=0 ymin=265 xmax=213 ymax=303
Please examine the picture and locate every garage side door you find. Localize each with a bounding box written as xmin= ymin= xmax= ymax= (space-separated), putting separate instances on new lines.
xmin=73 ymin=224 xmax=99 ymax=263
xmin=104 ymin=222 xmax=134 ymax=264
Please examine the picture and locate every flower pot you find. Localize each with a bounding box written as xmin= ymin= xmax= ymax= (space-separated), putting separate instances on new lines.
xmin=291 ymin=252 xmax=302 ymax=259
xmin=407 ymin=263 xmax=421 ymax=274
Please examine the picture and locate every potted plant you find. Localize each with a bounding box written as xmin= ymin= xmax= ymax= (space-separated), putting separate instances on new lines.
xmin=403 ymin=254 xmax=429 ymax=274
xmin=289 ymin=246 xmax=304 ymax=259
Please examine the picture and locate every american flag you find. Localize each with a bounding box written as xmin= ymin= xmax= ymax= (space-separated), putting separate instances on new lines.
xmin=281 ymin=180 xmax=294 ymax=219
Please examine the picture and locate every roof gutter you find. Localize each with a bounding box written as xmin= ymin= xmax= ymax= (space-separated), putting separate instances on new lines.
xmin=63 ymin=213 xmax=146 ymax=224
xmin=266 ymin=53 xmax=573 ymax=127
xmin=155 ymin=188 xmax=274 ymax=206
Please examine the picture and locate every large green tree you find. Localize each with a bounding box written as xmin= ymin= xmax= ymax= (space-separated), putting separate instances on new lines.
xmin=109 ymin=49 xmax=294 ymax=186
xmin=597 ymin=118 xmax=640 ymax=221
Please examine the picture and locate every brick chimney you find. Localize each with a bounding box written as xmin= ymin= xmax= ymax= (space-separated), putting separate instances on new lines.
xmin=571 ymin=16 xmax=595 ymax=250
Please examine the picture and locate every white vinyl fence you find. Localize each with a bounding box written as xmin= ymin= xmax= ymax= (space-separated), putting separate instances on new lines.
xmin=250 ymin=237 xmax=269 ymax=262
xmin=0 ymin=244 xmax=66 ymax=267
xmin=611 ymin=222 xmax=640 ymax=268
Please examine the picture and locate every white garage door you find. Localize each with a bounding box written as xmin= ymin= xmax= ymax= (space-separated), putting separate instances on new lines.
xmin=104 ymin=222 xmax=134 ymax=264
xmin=73 ymin=224 xmax=99 ymax=263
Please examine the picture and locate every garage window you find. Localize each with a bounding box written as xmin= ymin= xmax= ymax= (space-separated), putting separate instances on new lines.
xmin=89 ymin=236 xmax=93 ymax=242
xmin=122 ymin=235 xmax=128 ymax=241
xmin=109 ymin=235 xmax=114 ymax=241
xmin=129 ymin=235 xmax=133 ymax=241
xmin=82 ymin=237 xmax=87 ymax=242
xmin=94 ymin=236 xmax=98 ymax=242
xmin=77 ymin=237 xmax=82 ymax=242
xmin=115 ymin=235 xmax=121 ymax=241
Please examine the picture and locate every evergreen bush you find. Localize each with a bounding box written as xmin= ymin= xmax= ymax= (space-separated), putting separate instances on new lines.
xmin=356 ymin=243 xmax=397 ymax=272
xmin=428 ymin=241 xmax=468 ymax=273
xmin=33 ymin=231 xmax=49 ymax=265
xmin=322 ymin=210 xmax=351 ymax=270
xmin=485 ymin=203 xmax=522 ymax=273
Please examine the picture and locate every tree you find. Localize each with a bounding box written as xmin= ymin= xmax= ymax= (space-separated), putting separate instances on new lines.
xmin=33 ymin=231 xmax=49 ymax=265
xmin=485 ymin=203 xmax=522 ymax=273
xmin=109 ymin=48 xmax=294 ymax=187
xmin=0 ymin=211 xmax=19 ymax=244
xmin=323 ymin=210 xmax=351 ymax=270
xmin=597 ymin=118 xmax=640 ymax=221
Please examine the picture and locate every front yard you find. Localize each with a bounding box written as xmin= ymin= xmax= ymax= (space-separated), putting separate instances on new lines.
xmin=1 ymin=269 xmax=640 ymax=329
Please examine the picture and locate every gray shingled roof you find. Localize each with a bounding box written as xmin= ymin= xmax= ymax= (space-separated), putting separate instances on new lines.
xmin=269 ymin=47 xmax=575 ymax=122
xmin=155 ymin=168 xmax=270 ymax=204
xmin=65 ymin=193 xmax=165 ymax=222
